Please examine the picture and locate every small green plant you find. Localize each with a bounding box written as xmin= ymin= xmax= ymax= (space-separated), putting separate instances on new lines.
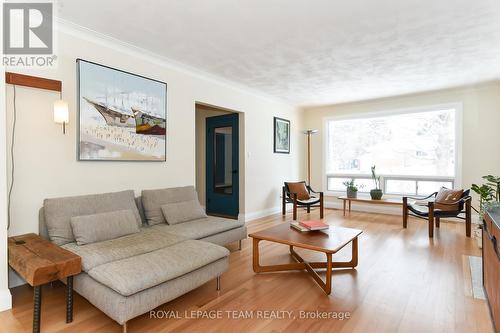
xmin=343 ymin=178 xmax=363 ymax=192
xmin=471 ymin=175 xmax=500 ymax=214
xmin=371 ymin=165 xmax=381 ymax=190
xmin=483 ymin=175 xmax=500 ymax=201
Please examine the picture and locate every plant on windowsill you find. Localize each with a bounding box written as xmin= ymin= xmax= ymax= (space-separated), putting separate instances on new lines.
xmin=370 ymin=165 xmax=383 ymax=200
xmin=343 ymin=178 xmax=364 ymax=199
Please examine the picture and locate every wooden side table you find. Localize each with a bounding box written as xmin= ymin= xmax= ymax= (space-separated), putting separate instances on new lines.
xmin=8 ymin=233 xmax=81 ymax=333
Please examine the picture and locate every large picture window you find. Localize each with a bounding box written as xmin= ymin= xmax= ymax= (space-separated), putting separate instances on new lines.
xmin=325 ymin=105 xmax=460 ymax=195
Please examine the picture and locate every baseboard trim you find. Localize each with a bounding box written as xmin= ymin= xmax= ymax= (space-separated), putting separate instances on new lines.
xmin=0 ymin=288 xmax=12 ymax=312
xmin=243 ymin=206 xmax=282 ymax=222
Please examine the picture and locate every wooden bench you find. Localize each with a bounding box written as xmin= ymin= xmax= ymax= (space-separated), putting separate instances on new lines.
xmin=338 ymin=196 xmax=402 ymax=216
xmin=8 ymin=233 xmax=81 ymax=333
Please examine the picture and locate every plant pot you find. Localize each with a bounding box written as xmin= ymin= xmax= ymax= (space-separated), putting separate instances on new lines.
xmin=473 ymin=226 xmax=482 ymax=249
xmin=370 ymin=189 xmax=383 ymax=200
xmin=346 ymin=188 xmax=357 ymax=198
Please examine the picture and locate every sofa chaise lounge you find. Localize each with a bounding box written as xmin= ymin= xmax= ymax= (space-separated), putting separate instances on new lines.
xmin=38 ymin=186 xmax=246 ymax=331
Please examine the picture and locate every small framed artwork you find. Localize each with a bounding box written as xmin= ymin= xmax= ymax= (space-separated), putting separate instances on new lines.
xmin=77 ymin=59 xmax=167 ymax=161
xmin=273 ymin=117 xmax=290 ymax=154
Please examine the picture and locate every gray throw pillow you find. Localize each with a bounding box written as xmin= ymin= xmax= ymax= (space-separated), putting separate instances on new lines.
xmin=44 ymin=190 xmax=142 ymax=245
xmin=142 ymin=186 xmax=198 ymax=225
xmin=70 ymin=210 xmax=140 ymax=246
xmin=161 ymin=200 xmax=208 ymax=225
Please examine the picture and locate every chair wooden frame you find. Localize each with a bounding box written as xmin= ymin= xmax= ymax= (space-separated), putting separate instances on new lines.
xmin=402 ymin=191 xmax=472 ymax=238
xmin=282 ymin=181 xmax=324 ymax=220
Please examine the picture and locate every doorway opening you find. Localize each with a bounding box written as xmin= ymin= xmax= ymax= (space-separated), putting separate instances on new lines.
xmin=195 ymin=103 xmax=245 ymax=219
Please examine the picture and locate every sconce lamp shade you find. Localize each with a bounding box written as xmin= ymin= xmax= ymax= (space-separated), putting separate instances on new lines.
xmin=53 ymin=100 xmax=69 ymax=124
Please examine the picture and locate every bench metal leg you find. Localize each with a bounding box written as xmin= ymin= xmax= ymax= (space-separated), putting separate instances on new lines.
xmin=33 ymin=286 xmax=42 ymax=333
xmin=216 ymin=276 xmax=221 ymax=291
xmin=66 ymin=276 xmax=74 ymax=323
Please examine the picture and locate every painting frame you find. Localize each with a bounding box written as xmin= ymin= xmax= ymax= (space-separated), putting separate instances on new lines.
xmin=77 ymin=58 xmax=167 ymax=162
xmin=273 ymin=116 xmax=290 ymax=154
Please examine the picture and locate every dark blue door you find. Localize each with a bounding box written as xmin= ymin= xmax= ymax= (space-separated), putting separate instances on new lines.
xmin=206 ymin=113 xmax=239 ymax=218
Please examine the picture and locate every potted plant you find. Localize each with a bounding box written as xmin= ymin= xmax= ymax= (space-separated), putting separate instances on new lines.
xmin=343 ymin=178 xmax=363 ymax=198
xmin=471 ymin=175 xmax=500 ymax=217
xmin=471 ymin=175 xmax=500 ymax=248
xmin=370 ymin=165 xmax=383 ymax=200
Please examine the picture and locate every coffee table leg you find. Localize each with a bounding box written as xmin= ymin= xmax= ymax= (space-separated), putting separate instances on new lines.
xmin=253 ymin=239 xmax=305 ymax=272
xmin=33 ymin=285 xmax=41 ymax=333
xmin=252 ymin=238 xmax=261 ymax=272
xmin=349 ymin=200 xmax=351 ymax=213
xmin=351 ymin=237 xmax=358 ymax=268
xmin=327 ymin=237 xmax=359 ymax=269
xmin=343 ymin=200 xmax=346 ymax=216
xmin=325 ymin=253 xmax=332 ymax=295
xmin=66 ymin=276 xmax=74 ymax=323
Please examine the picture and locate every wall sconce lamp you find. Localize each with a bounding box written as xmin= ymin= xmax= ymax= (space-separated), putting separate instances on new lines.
xmin=54 ymin=97 xmax=69 ymax=134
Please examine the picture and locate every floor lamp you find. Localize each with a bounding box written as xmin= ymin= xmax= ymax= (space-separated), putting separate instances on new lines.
xmin=303 ymin=129 xmax=318 ymax=185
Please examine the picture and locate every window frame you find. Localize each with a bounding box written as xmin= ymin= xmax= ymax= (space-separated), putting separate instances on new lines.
xmin=322 ymin=103 xmax=463 ymax=197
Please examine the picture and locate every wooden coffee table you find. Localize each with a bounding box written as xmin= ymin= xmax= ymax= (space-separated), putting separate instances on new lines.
xmin=249 ymin=224 xmax=362 ymax=295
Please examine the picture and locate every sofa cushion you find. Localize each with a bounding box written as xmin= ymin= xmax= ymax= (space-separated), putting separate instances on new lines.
xmin=88 ymin=240 xmax=230 ymax=296
xmin=62 ymin=227 xmax=186 ymax=272
xmin=161 ymin=200 xmax=207 ymax=225
xmin=154 ymin=216 xmax=245 ymax=240
xmin=44 ymin=190 xmax=142 ymax=246
xmin=71 ymin=259 xmax=229 ymax=325
xmin=71 ymin=210 xmax=140 ymax=246
xmin=142 ymin=186 xmax=198 ymax=225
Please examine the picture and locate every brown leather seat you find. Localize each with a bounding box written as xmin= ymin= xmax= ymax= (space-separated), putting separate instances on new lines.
xmin=282 ymin=181 xmax=324 ymax=220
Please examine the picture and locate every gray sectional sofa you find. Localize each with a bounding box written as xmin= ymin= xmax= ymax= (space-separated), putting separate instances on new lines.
xmin=38 ymin=186 xmax=246 ymax=329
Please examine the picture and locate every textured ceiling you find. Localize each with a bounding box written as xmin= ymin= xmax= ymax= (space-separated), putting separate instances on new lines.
xmin=58 ymin=0 xmax=500 ymax=106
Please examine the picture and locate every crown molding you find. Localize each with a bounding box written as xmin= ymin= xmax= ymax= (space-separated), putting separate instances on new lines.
xmin=54 ymin=18 xmax=296 ymax=109
xmin=301 ymin=79 xmax=500 ymax=111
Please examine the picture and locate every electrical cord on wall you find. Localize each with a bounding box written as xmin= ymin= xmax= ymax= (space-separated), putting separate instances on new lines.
xmin=7 ymin=85 xmax=17 ymax=230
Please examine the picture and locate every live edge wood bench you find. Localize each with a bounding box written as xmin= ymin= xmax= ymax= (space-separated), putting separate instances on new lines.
xmin=8 ymin=233 xmax=81 ymax=333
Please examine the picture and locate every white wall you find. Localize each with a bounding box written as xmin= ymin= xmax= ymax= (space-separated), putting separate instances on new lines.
xmin=0 ymin=1 xmax=12 ymax=311
xmin=0 ymin=65 xmax=12 ymax=311
xmin=4 ymin=25 xmax=304 ymax=289
xmin=303 ymin=83 xmax=500 ymax=210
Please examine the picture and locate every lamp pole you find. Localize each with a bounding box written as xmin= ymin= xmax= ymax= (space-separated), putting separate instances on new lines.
xmin=303 ymin=129 xmax=318 ymax=185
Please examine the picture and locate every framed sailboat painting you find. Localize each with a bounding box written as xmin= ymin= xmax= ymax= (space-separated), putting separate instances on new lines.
xmin=77 ymin=59 xmax=167 ymax=161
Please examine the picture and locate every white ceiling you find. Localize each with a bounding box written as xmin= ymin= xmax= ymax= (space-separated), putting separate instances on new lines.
xmin=58 ymin=0 xmax=500 ymax=106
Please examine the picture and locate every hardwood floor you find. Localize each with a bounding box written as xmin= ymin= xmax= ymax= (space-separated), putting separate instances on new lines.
xmin=0 ymin=209 xmax=493 ymax=333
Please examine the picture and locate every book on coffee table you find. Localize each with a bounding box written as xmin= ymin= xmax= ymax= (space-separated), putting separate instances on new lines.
xmin=299 ymin=220 xmax=329 ymax=231
xmin=290 ymin=221 xmax=309 ymax=232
